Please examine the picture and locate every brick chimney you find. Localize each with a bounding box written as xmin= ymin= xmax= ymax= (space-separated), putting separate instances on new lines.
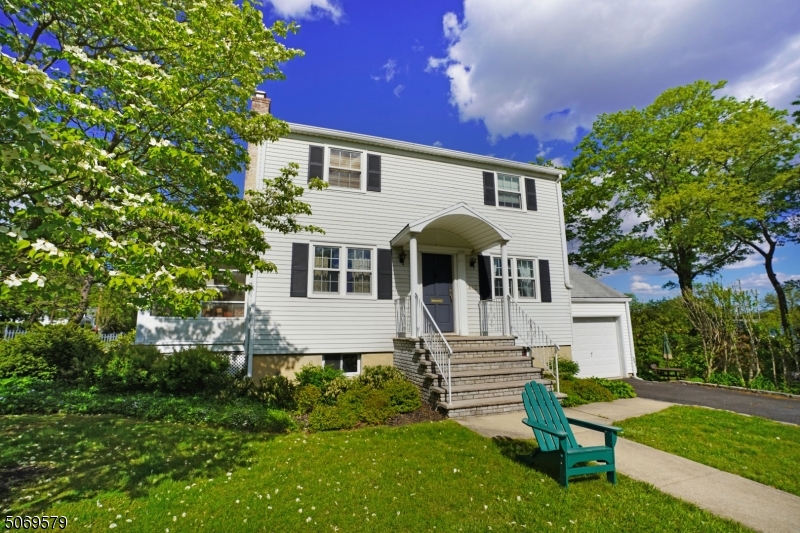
xmin=245 ymin=91 xmax=271 ymax=193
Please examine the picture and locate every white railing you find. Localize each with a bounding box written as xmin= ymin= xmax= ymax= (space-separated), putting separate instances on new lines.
xmin=416 ymin=294 xmax=453 ymax=405
xmin=3 ymin=326 xmax=26 ymax=340
xmin=394 ymin=296 xmax=411 ymax=337
xmin=506 ymin=295 xmax=561 ymax=393
xmin=478 ymin=297 xmax=505 ymax=336
xmin=4 ymin=326 xmax=123 ymax=343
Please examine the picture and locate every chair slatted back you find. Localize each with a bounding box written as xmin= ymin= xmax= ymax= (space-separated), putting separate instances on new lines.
xmin=522 ymin=382 xmax=579 ymax=451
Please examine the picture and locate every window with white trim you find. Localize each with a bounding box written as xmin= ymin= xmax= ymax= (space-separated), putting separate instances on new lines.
xmin=311 ymin=244 xmax=376 ymax=297
xmin=201 ymin=270 xmax=246 ymax=317
xmin=324 ymin=354 xmax=360 ymax=375
xmin=492 ymin=257 xmax=538 ymax=299
xmin=329 ymin=148 xmax=362 ymax=189
xmin=496 ymin=173 xmax=522 ymax=209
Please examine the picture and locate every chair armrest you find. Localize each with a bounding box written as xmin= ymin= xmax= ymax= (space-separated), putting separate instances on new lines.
xmin=522 ymin=418 xmax=568 ymax=439
xmin=566 ymin=417 xmax=622 ymax=434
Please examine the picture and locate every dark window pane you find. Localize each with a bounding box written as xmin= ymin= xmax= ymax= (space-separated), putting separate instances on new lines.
xmin=342 ymin=354 xmax=358 ymax=373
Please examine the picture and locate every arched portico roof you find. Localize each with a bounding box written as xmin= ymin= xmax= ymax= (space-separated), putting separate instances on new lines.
xmin=390 ymin=202 xmax=513 ymax=253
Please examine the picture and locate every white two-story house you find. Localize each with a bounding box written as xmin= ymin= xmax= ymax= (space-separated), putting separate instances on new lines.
xmin=136 ymin=93 xmax=636 ymax=416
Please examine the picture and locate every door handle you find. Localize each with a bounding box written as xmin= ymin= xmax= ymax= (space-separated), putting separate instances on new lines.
xmin=449 ymin=288 xmax=453 ymax=300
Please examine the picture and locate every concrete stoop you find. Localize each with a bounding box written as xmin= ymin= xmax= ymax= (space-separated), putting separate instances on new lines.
xmin=394 ymin=334 xmax=562 ymax=418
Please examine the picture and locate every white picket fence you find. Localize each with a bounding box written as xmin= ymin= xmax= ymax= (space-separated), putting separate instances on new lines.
xmin=3 ymin=326 xmax=122 ymax=343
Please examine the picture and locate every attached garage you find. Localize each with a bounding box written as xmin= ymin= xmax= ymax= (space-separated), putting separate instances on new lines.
xmin=569 ymin=268 xmax=636 ymax=378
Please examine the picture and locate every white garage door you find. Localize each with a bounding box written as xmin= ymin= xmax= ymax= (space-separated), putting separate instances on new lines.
xmin=572 ymin=317 xmax=622 ymax=378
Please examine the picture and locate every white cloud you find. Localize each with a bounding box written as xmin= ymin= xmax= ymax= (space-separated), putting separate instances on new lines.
xmin=393 ymin=84 xmax=405 ymax=97
xmin=265 ymin=0 xmax=342 ymax=22
xmin=629 ymin=275 xmax=670 ymax=296
xmin=412 ymin=40 xmax=424 ymax=52
xmin=736 ymin=272 xmax=800 ymax=290
xmin=724 ymin=255 xmax=765 ymax=270
xmin=433 ymin=141 xmax=443 ymax=147
xmin=428 ymin=0 xmax=800 ymax=142
xmin=382 ymin=59 xmax=397 ymax=82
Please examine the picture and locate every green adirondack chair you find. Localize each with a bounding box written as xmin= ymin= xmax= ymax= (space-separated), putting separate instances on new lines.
xmin=521 ymin=381 xmax=621 ymax=488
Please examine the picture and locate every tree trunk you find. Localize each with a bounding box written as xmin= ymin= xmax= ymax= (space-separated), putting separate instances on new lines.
xmin=69 ymin=274 xmax=93 ymax=325
xmin=764 ymin=251 xmax=792 ymax=338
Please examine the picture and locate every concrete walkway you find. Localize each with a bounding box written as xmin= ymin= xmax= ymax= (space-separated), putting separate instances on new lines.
xmin=457 ymin=398 xmax=800 ymax=533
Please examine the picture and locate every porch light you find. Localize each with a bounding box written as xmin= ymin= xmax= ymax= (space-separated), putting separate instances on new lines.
xmin=398 ymin=250 xmax=407 ymax=265
xmin=469 ymin=256 xmax=477 ymax=268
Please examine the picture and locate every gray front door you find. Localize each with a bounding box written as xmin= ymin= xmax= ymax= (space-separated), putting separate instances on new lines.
xmin=422 ymin=253 xmax=454 ymax=333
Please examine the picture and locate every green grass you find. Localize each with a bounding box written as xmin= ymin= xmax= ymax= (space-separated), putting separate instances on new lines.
xmin=621 ymin=406 xmax=800 ymax=497
xmin=0 ymin=415 xmax=751 ymax=532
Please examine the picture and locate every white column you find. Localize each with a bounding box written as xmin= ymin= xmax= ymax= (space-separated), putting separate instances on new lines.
xmin=409 ymin=234 xmax=418 ymax=337
xmin=500 ymin=241 xmax=511 ymax=336
xmin=455 ymin=253 xmax=469 ymax=335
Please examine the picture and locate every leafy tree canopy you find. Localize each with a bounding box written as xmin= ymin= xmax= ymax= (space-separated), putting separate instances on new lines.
xmin=564 ymin=80 xmax=775 ymax=291
xmin=1 ymin=0 xmax=323 ymax=318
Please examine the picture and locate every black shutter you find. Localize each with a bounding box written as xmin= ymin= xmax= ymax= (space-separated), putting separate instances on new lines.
xmin=478 ymin=255 xmax=493 ymax=300
xmin=482 ymin=171 xmax=496 ymax=206
xmin=290 ymin=243 xmax=309 ymax=297
xmin=538 ymin=259 xmax=551 ymax=303
xmin=525 ymin=178 xmax=537 ymax=211
xmin=308 ymin=145 xmax=324 ymax=184
xmin=367 ymin=154 xmax=381 ymax=192
xmin=377 ymin=248 xmax=392 ymax=299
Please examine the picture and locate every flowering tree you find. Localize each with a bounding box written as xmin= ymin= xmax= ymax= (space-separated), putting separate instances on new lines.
xmin=1 ymin=0 xmax=323 ymax=320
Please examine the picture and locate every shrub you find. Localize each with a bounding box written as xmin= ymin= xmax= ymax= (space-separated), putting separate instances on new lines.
xmin=708 ymin=372 xmax=746 ymax=388
xmin=150 ymin=347 xmax=231 ymax=394
xmin=0 ymin=324 xmax=105 ymax=381
xmin=357 ymin=365 xmax=405 ymax=389
xmin=322 ymin=375 xmax=353 ymax=405
xmin=592 ymin=378 xmax=636 ymax=399
xmin=560 ymin=378 xmax=615 ymax=407
xmin=0 ymin=379 xmax=296 ymax=433
xmin=0 ymin=351 xmax=56 ymax=380
xmin=383 ymin=378 xmax=421 ymax=413
xmin=252 ymin=375 xmax=297 ymax=409
xmin=555 ymin=357 xmax=580 ymax=379
xmin=748 ymin=374 xmax=778 ymax=391
xmin=360 ymin=388 xmax=398 ymax=425
xmin=294 ymin=363 xmax=344 ymax=391
xmin=295 ymin=384 xmax=322 ymax=414
xmin=308 ymin=404 xmax=358 ymax=431
xmin=93 ymin=344 xmax=164 ymax=392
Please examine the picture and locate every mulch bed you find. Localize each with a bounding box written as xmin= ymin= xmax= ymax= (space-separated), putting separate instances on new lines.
xmin=386 ymin=405 xmax=446 ymax=427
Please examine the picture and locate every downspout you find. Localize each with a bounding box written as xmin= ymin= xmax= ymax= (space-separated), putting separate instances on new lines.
xmin=625 ymin=299 xmax=637 ymax=377
xmin=246 ymin=269 xmax=258 ymax=378
xmin=555 ymin=174 xmax=572 ymax=290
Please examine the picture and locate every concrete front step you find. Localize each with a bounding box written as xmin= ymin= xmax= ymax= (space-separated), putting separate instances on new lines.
xmin=437 ymin=392 xmax=567 ymax=418
xmin=426 ymin=366 xmax=543 ymax=386
xmin=441 ymin=335 xmax=517 ymax=348
xmin=416 ymin=344 xmax=525 ymax=359
xmin=431 ymin=378 xmax=552 ymax=401
xmin=420 ymin=355 xmax=535 ymax=373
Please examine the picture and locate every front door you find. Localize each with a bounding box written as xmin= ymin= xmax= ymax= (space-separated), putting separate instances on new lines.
xmin=421 ymin=253 xmax=454 ymax=333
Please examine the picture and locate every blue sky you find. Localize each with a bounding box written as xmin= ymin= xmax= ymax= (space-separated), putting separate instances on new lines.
xmin=242 ymin=0 xmax=800 ymax=301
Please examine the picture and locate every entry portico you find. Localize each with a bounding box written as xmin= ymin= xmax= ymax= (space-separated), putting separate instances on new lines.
xmin=390 ymin=202 xmax=513 ymax=337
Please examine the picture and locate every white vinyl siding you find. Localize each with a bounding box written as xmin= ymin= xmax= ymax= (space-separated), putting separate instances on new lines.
xmin=246 ymin=133 xmax=572 ymax=354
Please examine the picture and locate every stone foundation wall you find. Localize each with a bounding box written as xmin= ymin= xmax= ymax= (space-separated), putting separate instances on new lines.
xmin=393 ymin=338 xmax=439 ymax=406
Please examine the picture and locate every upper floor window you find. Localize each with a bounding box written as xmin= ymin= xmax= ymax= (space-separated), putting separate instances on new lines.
xmin=497 ymin=174 xmax=522 ymax=209
xmin=329 ymin=148 xmax=362 ymax=189
xmin=307 ymin=145 xmax=382 ymax=193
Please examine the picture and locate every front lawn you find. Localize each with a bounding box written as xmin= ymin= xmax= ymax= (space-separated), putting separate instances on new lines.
xmin=620 ymin=406 xmax=800 ymax=497
xmin=0 ymin=415 xmax=750 ymax=532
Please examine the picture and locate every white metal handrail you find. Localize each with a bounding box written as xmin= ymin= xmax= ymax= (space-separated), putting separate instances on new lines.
xmin=507 ymin=295 xmax=561 ymax=393
xmin=416 ymin=293 xmax=453 ymax=404
xmin=478 ymin=297 xmax=505 ymax=336
xmin=394 ymin=296 xmax=411 ymax=337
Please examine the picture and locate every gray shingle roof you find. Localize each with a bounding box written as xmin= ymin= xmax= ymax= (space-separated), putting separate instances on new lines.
xmin=569 ymin=267 xmax=628 ymax=299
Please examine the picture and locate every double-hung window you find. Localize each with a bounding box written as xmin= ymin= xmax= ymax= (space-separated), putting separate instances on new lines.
xmin=329 ymin=148 xmax=362 ymax=189
xmin=313 ymin=246 xmax=340 ymax=293
xmin=312 ymin=244 xmax=375 ymax=297
xmin=497 ymin=173 xmax=522 ymax=209
xmin=492 ymin=257 xmax=537 ymax=299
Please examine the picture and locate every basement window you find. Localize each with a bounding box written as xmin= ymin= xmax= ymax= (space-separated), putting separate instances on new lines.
xmin=324 ymin=354 xmax=361 ymax=375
